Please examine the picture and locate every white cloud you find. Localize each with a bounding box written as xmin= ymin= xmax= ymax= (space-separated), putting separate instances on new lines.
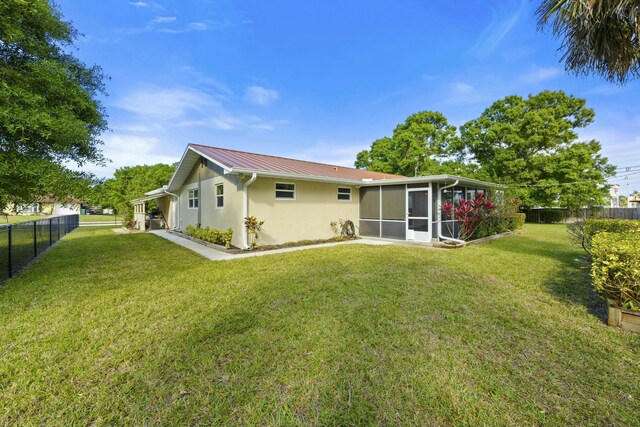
xmin=74 ymin=134 xmax=178 ymax=178
xmin=470 ymin=0 xmax=527 ymax=57
xmin=291 ymin=141 xmax=370 ymax=168
xmin=117 ymin=87 xmax=216 ymax=121
xmin=519 ymin=66 xmax=562 ymax=83
xmin=187 ymin=22 xmax=208 ymax=31
xmin=244 ymin=86 xmax=279 ymax=106
xmin=453 ymin=82 xmax=474 ymax=95
xmin=153 ymin=16 xmax=177 ymax=24
xmin=128 ymin=1 xmax=164 ymax=10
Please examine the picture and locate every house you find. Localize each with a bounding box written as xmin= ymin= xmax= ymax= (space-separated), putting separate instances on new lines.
xmin=3 ymin=198 xmax=81 ymax=216
xmin=132 ymin=144 xmax=498 ymax=248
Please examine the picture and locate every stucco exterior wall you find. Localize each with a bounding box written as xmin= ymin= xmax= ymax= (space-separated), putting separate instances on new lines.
xmin=247 ymin=177 xmax=359 ymax=245
xmin=176 ymin=158 xmax=245 ymax=248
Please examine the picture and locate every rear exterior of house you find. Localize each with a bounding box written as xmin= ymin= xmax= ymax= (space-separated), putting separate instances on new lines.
xmin=133 ymin=144 xmax=497 ymax=248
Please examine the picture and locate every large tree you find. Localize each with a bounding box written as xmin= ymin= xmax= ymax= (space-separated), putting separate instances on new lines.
xmin=91 ymin=164 xmax=176 ymax=219
xmin=0 ymin=0 xmax=108 ymax=210
xmin=458 ymin=90 xmax=615 ymax=210
xmin=355 ymin=111 xmax=475 ymax=177
xmin=537 ymin=0 xmax=640 ymax=84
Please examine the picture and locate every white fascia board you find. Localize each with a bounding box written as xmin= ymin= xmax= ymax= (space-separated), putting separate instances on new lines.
xmin=228 ymin=168 xmax=363 ymax=185
xmin=144 ymin=186 xmax=168 ymax=196
xmin=359 ymin=174 xmax=502 ymax=188
xmin=166 ymin=146 xmax=234 ymax=193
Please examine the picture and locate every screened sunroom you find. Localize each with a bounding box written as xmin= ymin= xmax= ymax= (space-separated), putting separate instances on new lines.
xmin=357 ymin=175 xmax=499 ymax=244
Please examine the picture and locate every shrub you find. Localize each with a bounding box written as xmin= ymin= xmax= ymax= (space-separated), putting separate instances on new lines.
xmin=442 ymin=193 xmax=497 ymax=241
xmin=244 ymin=216 xmax=265 ymax=249
xmin=591 ymin=232 xmax=640 ymax=310
xmin=577 ymin=218 xmax=640 ymax=255
xmin=184 ymin=224 xmax=233 ymax=247
xmin=511 ymin=213 xmax=526 ymax=230
xmin=537 ymin=209 xmax=567 ymax=223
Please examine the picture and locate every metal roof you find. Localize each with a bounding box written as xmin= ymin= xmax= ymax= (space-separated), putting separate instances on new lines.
xmin=162 ymin=144 xmax=499 ymax=192
xmin=189 ymin=144 xmax=404 ymax=180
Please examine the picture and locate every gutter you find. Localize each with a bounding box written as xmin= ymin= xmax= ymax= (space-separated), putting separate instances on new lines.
xmin=437 ymin=180 xmax=465 ymax=245
xmin=242 ymin=173 xmax=258 ymax=249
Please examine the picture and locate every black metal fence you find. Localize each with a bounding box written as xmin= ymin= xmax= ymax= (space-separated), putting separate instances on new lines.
xmin=0 ymin=214 xmax=79 ymax=282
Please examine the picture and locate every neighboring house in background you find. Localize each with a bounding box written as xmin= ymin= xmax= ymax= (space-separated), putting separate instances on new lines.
xmin=132 ymin=144 xmax=498 ymax=248
xmin=3 ymin=198 xmax=81 ymax=216
xmin=610 ymin=184 xmax=621 ymax=207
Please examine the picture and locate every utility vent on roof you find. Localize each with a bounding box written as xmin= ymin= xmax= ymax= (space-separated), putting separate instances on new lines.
xmin=333 ymin=167 xmax=338 ymax=171
xmin=201 ymin=158 xmax=208 ymax=167
xmin=362 ymin=178 xmax=373 ymax=182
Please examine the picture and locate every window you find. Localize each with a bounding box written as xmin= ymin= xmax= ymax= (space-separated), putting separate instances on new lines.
xmin=337 ymin=187 xmax=351 ymax=201
xmin=275 ymin=182 xmax=295 ymax=199
xmin=188 ymin=189 xmax=199 ymax=208
xmin=215 ymin=184 xmax=224 ymax=208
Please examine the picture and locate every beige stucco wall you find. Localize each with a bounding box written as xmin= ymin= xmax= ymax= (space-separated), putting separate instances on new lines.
xmin=247 ymin=177 xmax=360 ymax=245
xmin=176 ymin=159 xmax=245 ymax=248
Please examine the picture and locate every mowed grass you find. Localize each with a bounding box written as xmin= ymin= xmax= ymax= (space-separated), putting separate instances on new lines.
xmin=1 ymin=225 xmax=639 ymax=425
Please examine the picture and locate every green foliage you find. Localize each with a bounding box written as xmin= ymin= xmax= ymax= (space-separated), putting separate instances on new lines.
xmin=473 ymin=199 xmax=523 ymax=239
xmin=0 ymin=0 xmax=108 ymax=210
xmin=591 ymin=232 xmax=640 ymax=310
xmin=537 ymin=0 xmax=640 ymax=84
xmin=244 ymin=215 xmax=265 ymax=249
xmin=90 ymin=164 xmax=175 ymax=219
xmin=355 ymin=111 xmax=480 ymax=178
xmin=185 ymin=225 xmax=233 ymax=248
xmin=329 ymin=219 xmax=356 ymax=238
xmin=458 ymin=91 xmax=615 ymax=209
xmin=579 ymin=218 xmax=640 ymax=255
xmin=531 ymin=209 xmax=568 ymax=224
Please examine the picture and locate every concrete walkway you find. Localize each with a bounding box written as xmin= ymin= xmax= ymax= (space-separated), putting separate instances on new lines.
xmin=148 ymin=230 xmax=392 ymax=261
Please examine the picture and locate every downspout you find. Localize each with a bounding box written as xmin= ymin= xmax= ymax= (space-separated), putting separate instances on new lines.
xmin=438 ymin=180 xmax=465 ymax=244
xmin=164 ymin=191 xmax=180 ymax=230
xmin=242 ymin=173 xmax=258 ymax=249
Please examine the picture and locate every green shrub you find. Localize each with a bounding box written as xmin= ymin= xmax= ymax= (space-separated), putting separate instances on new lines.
xmin=184 ymin=225 xmax=233 ymax=247
xmin=511 ymin=213 xmax=525 ymax=230
xmin=591 ymin=232 xmax=640 ymax=310
xmin=581 ymin=219 xmax=640 ymax=254
xmin=537 ymin=209 xmax=567 ymax=223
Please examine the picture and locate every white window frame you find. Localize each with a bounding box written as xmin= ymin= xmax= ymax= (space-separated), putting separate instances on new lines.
xmin=275 ymin=182 xmax=296 ymax=200
xmin=188 ymin=188 xmax=199 ymax=209
xmin=215 ymin=183 xmax=224 ymax=209
xmin=337 ymin=187 xmax=352 ymax=201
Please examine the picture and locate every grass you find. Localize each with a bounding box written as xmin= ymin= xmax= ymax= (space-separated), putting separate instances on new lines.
xmin=1 ymin=224 xmax=639 ymax=425
xmin=1 ymin=214 xmax=122 ymax=224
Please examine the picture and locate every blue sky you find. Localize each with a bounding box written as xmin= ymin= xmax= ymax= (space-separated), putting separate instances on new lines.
xmin=58 ymin=0 xmax=640 ymax=192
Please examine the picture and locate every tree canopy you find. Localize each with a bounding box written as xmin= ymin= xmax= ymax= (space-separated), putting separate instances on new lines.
xmin=355 ymin=91 xmax=615 ymax=210
xmin=91 ymin=164 xmax=176 ymax=219
xmin=537 ymin=0 xmax=640 ymax=84
xmin=458 ymin=91 xmax=615 ymax=209
xmin=354 ymin=111 xmax=480 ymax=177
xmin=0 ymin=0 xmax=108 ymax=210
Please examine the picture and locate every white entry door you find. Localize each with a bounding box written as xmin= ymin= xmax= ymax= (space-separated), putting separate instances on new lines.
xmin=407 ymin=188 xmax=431 ymax=242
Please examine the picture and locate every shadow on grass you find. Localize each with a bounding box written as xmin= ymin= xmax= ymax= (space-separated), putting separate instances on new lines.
xmin=487 ymin=229 xmax=607 ymax=323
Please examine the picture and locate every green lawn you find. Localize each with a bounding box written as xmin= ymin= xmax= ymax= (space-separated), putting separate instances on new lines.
xmin=2 ymin=214 xmax=122 ymax=224
xmin=1 ymin=225 xmax=639 ymax=425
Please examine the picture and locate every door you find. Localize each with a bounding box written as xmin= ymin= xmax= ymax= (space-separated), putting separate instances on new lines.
xmin=407 ymin=188 xmax=431 ymax=242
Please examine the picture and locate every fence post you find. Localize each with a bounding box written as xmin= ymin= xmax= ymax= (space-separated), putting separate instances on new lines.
xmin=7 ymin=226 xmax=12 ymax=279
xmin=57 ymin=217 xmax=60 ymax=240
xmin=33 ymin=221 xmax=37 ymax=257
xmin=49 ymin=218 xmax=53 ymax=247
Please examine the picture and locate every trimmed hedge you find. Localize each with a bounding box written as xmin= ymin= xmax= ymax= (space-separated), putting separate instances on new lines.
xmin=591 ymin=232 xmax=640 ymax=310
xmin=582 ymin=219 xmax=640 ymax=253
xmin=185 ymin=225 xmax=233 ymax=247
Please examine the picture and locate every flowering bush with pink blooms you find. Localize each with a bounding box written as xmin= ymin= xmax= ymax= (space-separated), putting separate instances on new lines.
xmin=441 ymin=193 xmax=498 ymax=241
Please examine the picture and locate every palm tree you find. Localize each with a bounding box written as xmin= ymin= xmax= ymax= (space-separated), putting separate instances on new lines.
xmin=537 ymin=0 xmax=640 ymax=84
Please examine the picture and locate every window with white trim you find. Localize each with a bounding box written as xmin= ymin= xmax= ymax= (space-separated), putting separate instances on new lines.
xmin=337 ymin=187 xmax=351 ymax=201
xmin=275 ymin=182 xmax=295 ymax=199
xmin=215 ymin=184 xmax=224 ymax=208
xmin=188 ymin=189 xmax=199 ymax=208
